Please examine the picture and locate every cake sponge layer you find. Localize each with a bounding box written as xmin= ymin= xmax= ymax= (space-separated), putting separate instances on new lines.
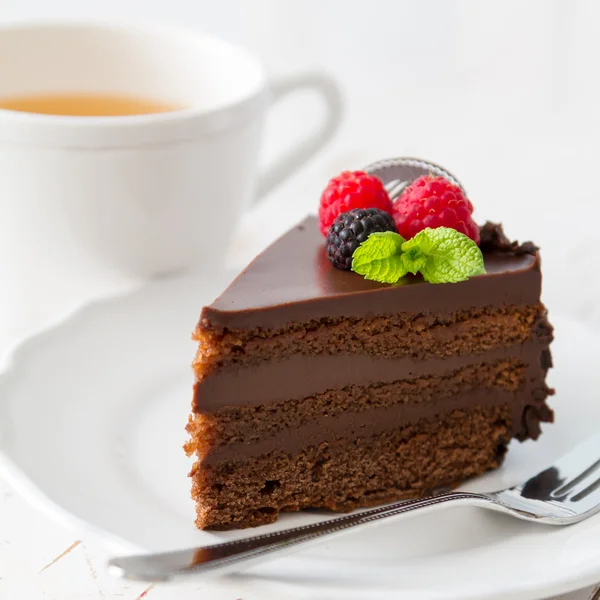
xmin=187 ymin=359 xmax=528 ymax=456
xmin=193 ymin=304 xmax=548 ymax=378
xmin=190 ymin=404 xmax=513 ymax=530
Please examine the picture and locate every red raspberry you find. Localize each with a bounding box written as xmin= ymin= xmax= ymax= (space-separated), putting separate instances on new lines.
xmin=318 ymin=171 xmax=393 ymax=237
xmin=392 ymin=175 xmax=480 ymax=244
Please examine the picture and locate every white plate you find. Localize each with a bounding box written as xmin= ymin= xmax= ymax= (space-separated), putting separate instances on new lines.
xmin=1 ymin=271 xmax=599 ymax=600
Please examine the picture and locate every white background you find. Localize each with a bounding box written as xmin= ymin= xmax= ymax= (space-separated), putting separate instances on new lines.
xmin=1 ymin=1 xmax=600 ymax=598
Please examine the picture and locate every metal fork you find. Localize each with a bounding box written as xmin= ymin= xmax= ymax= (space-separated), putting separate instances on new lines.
xmin=364 ymin=156 xmax=466 ymax=201
xmin=109 ymin=432 xmax=600 ymax=582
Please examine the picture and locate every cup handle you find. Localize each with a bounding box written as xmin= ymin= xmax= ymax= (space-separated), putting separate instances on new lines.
xmin=254 ymin=73 xmax=343 ymax=201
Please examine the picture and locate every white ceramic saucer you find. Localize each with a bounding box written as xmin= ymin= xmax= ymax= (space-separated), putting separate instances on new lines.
xmin=0 ymin=271 xmax=599 ymax=600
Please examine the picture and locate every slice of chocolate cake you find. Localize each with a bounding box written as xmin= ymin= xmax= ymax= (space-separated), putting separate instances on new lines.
xmin=186 ymin=216 xmax=553 ymax=530
xmin=185 ymin=161 xmax=553 ymax=530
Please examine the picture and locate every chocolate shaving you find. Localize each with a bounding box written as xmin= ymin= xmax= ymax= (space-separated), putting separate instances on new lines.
xmin=479 ymin=221 xmax=539 ymax=256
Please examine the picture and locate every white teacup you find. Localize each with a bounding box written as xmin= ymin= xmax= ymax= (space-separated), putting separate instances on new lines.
xmin=0 ymin=23 xmax=342 ymax=278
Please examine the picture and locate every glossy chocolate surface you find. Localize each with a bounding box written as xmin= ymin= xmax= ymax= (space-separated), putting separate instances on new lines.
xmin=201 ymin=217 xmax=541 ymax=331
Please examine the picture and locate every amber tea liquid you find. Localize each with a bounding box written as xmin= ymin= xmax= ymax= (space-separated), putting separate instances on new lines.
xmin=0 ymin=92 xmax=181 ymax=116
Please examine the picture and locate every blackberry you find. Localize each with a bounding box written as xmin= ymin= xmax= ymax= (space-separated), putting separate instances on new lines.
xmin=326 ymin=208 xmax=397 ymax=270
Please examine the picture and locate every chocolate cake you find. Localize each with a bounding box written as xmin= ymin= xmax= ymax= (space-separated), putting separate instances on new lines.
xmin=186 ymin=213 xmax=554 ymax=530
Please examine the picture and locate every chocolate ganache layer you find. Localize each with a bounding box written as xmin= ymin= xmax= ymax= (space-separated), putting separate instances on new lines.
xmin=201 ymin=217 xmax=541 ymax=331
xmin=194 ymin=343 xmax=552 ymax=462
xmin=194 ymin=341 xmax=548 ymax=410
xmin=203 ymin=388 xmax=524 ymax=464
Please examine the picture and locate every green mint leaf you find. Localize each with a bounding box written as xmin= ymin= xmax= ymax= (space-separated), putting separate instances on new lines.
xmin=401 ymin=227 xmax=486 ymax=283
xmin=401 ymin=247 xmax=428 ymax=275
xmin=351 ymin=231 xmax=408 ymax=283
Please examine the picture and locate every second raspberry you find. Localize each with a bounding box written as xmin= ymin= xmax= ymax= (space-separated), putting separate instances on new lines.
xmin=392 ymin=175 xmax=480 ymax=244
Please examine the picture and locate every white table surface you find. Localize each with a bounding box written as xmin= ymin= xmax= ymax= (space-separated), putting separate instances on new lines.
xmin=2 ymin=1 xmax=600 ymax=598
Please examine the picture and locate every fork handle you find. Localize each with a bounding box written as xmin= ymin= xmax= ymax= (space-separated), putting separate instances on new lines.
xmin=108 ymin=491 xmax=486 ymax=582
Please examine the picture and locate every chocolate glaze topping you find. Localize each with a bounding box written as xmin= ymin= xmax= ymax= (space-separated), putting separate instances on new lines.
xmin=201 ymin=217 xmax=542 ymax=331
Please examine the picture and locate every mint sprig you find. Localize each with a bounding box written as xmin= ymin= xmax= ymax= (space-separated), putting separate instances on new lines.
xmin=352 ymin=231 xmax=407 ymax=283
xmin=351 ymin=227 xmax=485 ymax=284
